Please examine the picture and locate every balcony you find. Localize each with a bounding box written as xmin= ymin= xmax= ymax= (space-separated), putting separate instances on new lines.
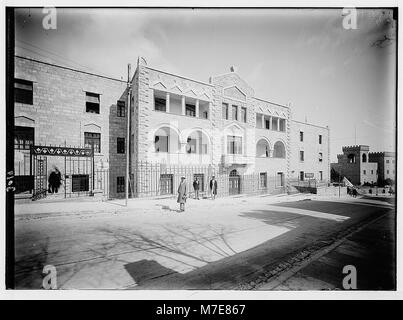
xmin=222 ymin=154 xmax=254 ymax=165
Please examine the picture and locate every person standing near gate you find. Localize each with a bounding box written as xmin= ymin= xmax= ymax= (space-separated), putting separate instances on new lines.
xmin=48 ymin=166 xmax=62 ymax=194
xmin=193 ymin=177 xmax=200 ymax=200
xmin=209 ymin=175 xmax=218 ymax=200
xmin=177 ymin=176 xmax=187 ymax=212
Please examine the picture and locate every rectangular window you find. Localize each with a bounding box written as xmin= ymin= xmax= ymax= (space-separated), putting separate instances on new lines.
xmin=116 ymin=176 xmax=125 ymax=193
xmin=319 ymin=171 xmax=323 ymax=181
xmin=14 ymin=126 xmax=34 ymax=150
xmin=319 ymin=152 xmax=323 ymax=162
xmin=15 ymin=79 xmax=33 ymax=105
xmin=363 ymin=170 xmax=366 ymax=175
xmin=154 ymin=97 xmax=166 ymax=112
xmin=265 ymin=119 xmax=270 ymax=130
xmin=300 ymin=131 xmax=304 ymax=142
xmin=386 ymin=160 xmax=390 ymax=163
xmin=72 ymin=174 xmax=89 ymax=192
xmin=84 ymin=132 xmax=101 ymax=153
xmin=194 ymin=173 xmax=205 ymax=192
xmin=86 ymin=92 xmax=100 ymax=114
xmin=260 ymin=172 xmax=267 ymax=188
xmin=371 ymin=170 xmax=374 ymax=174
xmin=387 ymin=170 xmax=390 ymax=174
xmin=272 ymin=117 xmax=278 ymax=131
xmin=300 ymin=151 xmax=304 ymax=162
xmin=222 ymin=103 xmax=229 ymax=120
xmin=279 ymin=119 xmax=286 ymax=132
xmin=300 ymin=171 xmax=304 ymax=181
xmin=117 ymin=100 xmax=125 ymax=117
xmin=277 ymin=172 xmax=284 ymax=187
xmin=186 ymin=104 xmax=196 ymax=117
xmin=241 ymin=107 xmax=247 ymax=123
xmin=117 ymin=137 xmax=125 ymax=154
xmin=232 ymin=105 xmax=238 ymax=121
xmin=155 ymin=135 xmax=168 ymax=152
xmin=319 ymin=135 xmax=322 ymax=144
xmin=227 ymin=136 xmax=242 ymax=154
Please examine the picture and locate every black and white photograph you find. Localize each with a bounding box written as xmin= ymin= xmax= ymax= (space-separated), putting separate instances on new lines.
xmin=2 ymin=2 xmax=399 ymax=296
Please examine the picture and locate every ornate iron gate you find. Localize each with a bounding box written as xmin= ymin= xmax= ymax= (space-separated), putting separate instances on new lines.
xmin=30 ymin=145 xmax=95 ymax=200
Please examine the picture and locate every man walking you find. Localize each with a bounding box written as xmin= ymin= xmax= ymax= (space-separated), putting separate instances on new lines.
xmin=177 ymin=176 xmax=187 ymax=212
xmin=209 ymin=175 xmax=218 ymax=200
xmin=193 ymin=177 xmax=200 ymax=200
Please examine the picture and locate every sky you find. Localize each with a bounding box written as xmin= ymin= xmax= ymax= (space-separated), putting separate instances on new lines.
xmin=14 ymin=8 xmax=397 ymax=161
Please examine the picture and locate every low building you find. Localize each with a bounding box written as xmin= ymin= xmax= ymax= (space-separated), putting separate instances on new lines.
xmin=13 ymin=55 xmax=330 ymax=199
xmin=368 ymin=152 xmax=396 ymax=185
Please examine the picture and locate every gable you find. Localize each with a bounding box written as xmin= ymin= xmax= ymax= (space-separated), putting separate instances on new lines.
xmin=223 ymin=86 xmax=246 ymax=101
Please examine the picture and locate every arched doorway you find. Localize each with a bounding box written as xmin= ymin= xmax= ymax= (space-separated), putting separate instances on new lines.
xmin=229 ymin=169 xmax=240 ymax=195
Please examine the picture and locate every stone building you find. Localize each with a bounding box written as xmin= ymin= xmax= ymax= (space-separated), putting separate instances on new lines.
xmin=331 ymin=145 xmax=378 ymax=185
xmin=368 ymin=152 xmax=396 ymax=185
xmin=14 ymin=55 xmax=330 ymax=199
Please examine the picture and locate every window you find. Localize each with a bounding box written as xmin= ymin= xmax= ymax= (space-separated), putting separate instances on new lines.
xmin=319 ymin=152 xmax=323 ymax=162
xmin=117 ymin=100 xmax=125 ymax=117
xmin=362 ymin=154 xmax=367 ymax=162
xmin=241 ymin=107 xmax=247 ymax=123
xmin=202 ymin=111 xmax=208 ymax=119
xmin=386 ymin=160 xmax=390 ymax=163
xmin=186 ymin=137 xmax=196 ymax=154
xmin=84 ymin=132 xmax=101 ymax=153
xmin=86 ymin=92 xmax=100 ymax=114
xmin=300 ymin=171 xmax=304 ymax=181
xmin=154 ymin=135 xmax=168 ymax=152
xmin=273 ymin=141 xmax=286 ymax=158
xmin=300 ymin=151 xmax=305 ymax=162
xmin=186 ymin=104 xmax=196 ymax=117
xmin=232 ymin=105 xmax=238 ymax=121
xmin=72 ymin=174 xmax=89 ymax=192
xmin=279 ymin=119 xmax=286 ymax=132
xmin=154 ymin=97 xmax=166 ymax=112
xmin=387 ymin=170 xmax=390 ymax=174
xmin=319 ymin=135 xmax=322 ymax=144
xmin=319 ymin=171 xmax=323 ymax=181
xmin=277 ymin=172 xmax=284 ymax=187
xmin=348 ymin=154 xmax=356 ymax=163
xmin=160 ymin=174 xmax=173 ymax=195
xmin=117 ymin=137 xmax=125 ymax=154
xmin=363 ymin=170 xmax=366 ymax=175
xmin=227 ymin=136 xmax=242 ymax=154
xmin=14 ymin=126 xmax=34 ymax=150
xmin=265 ymin=119 xmax=270 ymax=130
xmin=371 ymin=170 xmax=374 ymax=174
xmin=272 ymin=117 xmax=278 ymax=131
xmin=300 ymin=131 xmax=304 ymax=142
xmin=14 ymin=79 xmax=33 ymax=104
xmin=117 ymin=176 xmax=125 ymax=193
xmin=222 ymin=103 xmax=229 ymax=120
xmin=260 ymin=172 xmax=267 ymax=188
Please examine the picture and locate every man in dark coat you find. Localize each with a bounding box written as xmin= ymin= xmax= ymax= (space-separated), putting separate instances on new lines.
xmin=209 ymin=176 xmax=218 ymax=200
xmin=48 ymin=167 xmax=62 ymax=194
xmin=193 ymin=177 xmax=200 ymax=200
xmin=177 ymin=176 xmax=187 ymax=212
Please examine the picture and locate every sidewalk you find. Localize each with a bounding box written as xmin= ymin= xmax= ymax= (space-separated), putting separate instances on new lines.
xmin=257 ymin=211 xmax=396 ymax=290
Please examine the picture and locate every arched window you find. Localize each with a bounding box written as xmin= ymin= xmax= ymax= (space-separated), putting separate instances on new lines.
xmin=362 ymin=153 xmax=367 ymax=163
xmin=273 ymin=141 xmax=286 ymax=158
xmin=154 ymin=127 xmax=179 ymax=153
xmin=256 ymin=139 xmax=270 ymax=157
xmin=230 ymin=169 xmax=239 ymax=176
xmin=348 ymin=154 xmax=356 ymax=163
xmin=186 ymin=130 xmax=209 ymax=154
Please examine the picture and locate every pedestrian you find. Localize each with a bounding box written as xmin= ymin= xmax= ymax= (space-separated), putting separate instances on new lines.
xmin=48 ymin=166 xmax=62 ymax=194
xmin=193 ymin=177 xmax=200 ymax=200
xmin=352 ymin=188 xmax=358 ymax=198
xmin=177 ymin=176 xmax=187 ymax=212
xmin=209 ymin=175 xmax=218 ymax=200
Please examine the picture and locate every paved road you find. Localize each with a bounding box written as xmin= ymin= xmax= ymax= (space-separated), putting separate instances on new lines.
xmin=14 ymin=194 xmax=395 ymax=289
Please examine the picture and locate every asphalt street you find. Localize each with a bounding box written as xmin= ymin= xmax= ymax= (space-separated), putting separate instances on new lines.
xmin=14 ymin=194 xmax=395 ymax=290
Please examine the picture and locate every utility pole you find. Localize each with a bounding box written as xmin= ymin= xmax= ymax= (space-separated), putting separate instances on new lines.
xmin=125 ymin=64 xmax=131 ymax=206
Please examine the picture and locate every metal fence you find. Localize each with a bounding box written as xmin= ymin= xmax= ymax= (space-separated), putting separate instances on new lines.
xmin=131 ymin=161 xmax=285 ymax=198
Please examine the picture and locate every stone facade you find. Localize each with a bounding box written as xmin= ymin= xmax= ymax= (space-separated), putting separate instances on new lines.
xmin=331 ymin=145 xmax=378 ymax=185
xmin=368 ymin=152 xmax=396 ymax=184
xmin=14 ymin=55 xmax=331 ymax=199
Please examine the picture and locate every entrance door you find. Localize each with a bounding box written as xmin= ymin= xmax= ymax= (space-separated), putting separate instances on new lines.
xmin=160 ymin=174 xmax=173 ymax=195
xmin=229 ymin=169 xmax=240 ymax=195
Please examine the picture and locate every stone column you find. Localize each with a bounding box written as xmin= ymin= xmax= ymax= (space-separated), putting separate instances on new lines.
xmin=195 ymin=99 xmax=200 ymax=118
xmin=208 ymin=102 xmax=211 ymax=119
xmin=269 ymin=116 xmax=272 ymax=130
xmin=166 ymin=92 xmax=170 ymax=113
xmin=181 ymin=96 xmax=186 ymax=115
xmin=277 ymin=118 xmax=280 ymax=131
xmin=261 ymin=114 xmax=265 ymax=129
